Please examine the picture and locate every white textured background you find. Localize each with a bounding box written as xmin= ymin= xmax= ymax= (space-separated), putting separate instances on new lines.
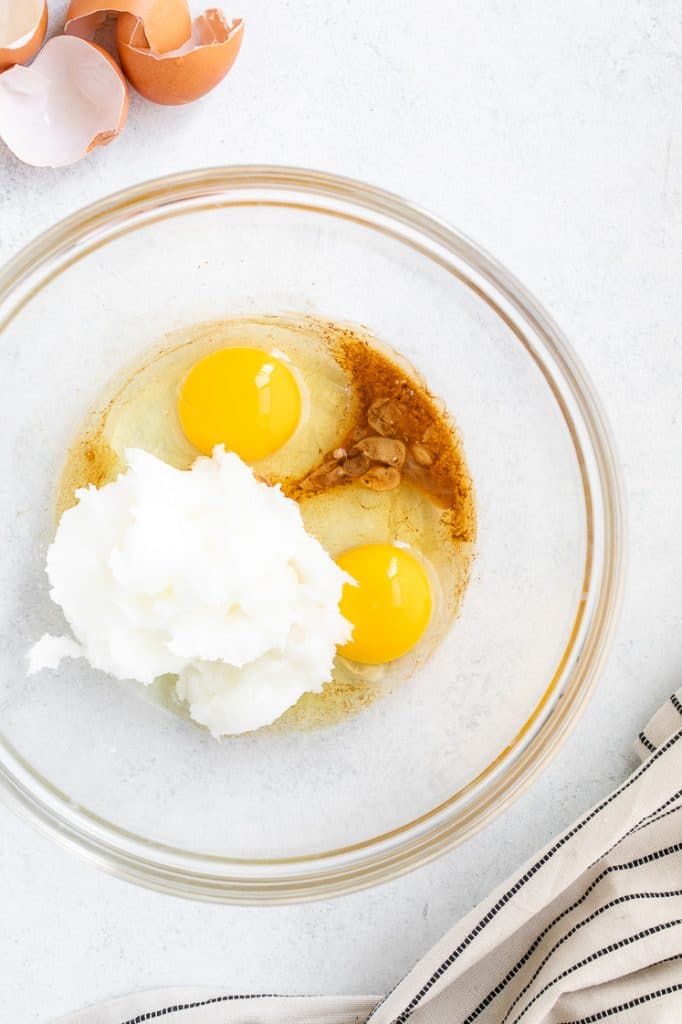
xmin=1 ymin=2 xmax=681 ymax=1021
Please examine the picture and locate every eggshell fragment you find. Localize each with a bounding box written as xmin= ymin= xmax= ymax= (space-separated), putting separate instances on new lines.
xmin=0 ymin=35 xmax=129 ymax=167
xmin=0 ymin=0 xmax=48 ymax=71
xmin=117 ymin=10 xmax=243 ymax=105
xmin=65 ymin=0 xmax=192 ymax=55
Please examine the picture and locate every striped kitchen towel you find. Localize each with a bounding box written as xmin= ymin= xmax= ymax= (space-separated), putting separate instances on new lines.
xmin=57 ymin=691 xmax=682 ymax=1024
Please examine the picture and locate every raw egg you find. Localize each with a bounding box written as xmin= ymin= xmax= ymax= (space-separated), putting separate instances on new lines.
xmin=57 ymin=318 xmax=350 ymax=502
xmin=177 ymin=347 xmax=302 ymax=462
xmin=336 ymin=544 xmax=433 ymax=664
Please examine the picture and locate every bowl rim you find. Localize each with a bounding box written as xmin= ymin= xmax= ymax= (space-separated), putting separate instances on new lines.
xmin=0 ymin=166 xmax=625 ymax=903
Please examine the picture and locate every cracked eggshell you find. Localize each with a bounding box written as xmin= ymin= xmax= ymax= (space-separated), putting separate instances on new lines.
xmin=0 ymin=35 xmax=129 ymax=167
xmin=0 ymin=0 xmax=48 ymax=71
xmin=65 ymin=0 xmax=191 ymax=55
xmin=117 ymin=10 xmax=243 ymax=105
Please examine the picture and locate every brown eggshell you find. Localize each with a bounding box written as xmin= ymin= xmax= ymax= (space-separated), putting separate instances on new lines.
xmin=0 ymin=0 xmax=48 ymax=71
xmin=65 ymin=0 xmax=192 ymax=54
xmin=0 ymin=35 xmax=129 ymax=167
xmin=116 ymin=10 xmax=243 ymax=105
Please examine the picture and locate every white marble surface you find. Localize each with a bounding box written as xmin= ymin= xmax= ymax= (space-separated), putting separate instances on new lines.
xmin=1 ymin=2 xmax=681 ymax=1021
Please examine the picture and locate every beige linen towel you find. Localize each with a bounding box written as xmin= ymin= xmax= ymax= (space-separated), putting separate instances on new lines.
xmin=56 ymin=691 xmax=682 ymax=1024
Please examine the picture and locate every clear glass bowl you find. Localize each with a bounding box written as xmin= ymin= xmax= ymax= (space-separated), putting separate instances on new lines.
xmin=0 ymin=167 xmax=624 ymax=903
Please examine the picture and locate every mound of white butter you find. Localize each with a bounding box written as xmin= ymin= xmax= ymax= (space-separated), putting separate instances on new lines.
xmin=29 ymin=447 xmax=352 ymax=736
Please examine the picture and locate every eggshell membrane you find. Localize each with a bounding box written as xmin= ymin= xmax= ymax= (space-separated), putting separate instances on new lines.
xmin=65 ymin=0 xmax=192 ymax=54
xmin=0 ymin=0 xmax=48 ymax=71
xmin=0 ymin=35 xmax=129 ymax=167
xmin=117 ymin=10 xmax=243 ymax=105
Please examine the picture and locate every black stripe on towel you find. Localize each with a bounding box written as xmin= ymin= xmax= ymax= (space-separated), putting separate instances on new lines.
xmin=592 ymin=790 xmax=682 ymax=868
xmin=463 ymin=846 xmax=682 ymax=1024
xmin=638 ymin=731 xmax=656 ymax=753
xmin=557 ymin=981 xmax=682 ymax=1022
xmin=630 ymin=801 xmax=682 ymax=840
xmin=509 ymin=918 xmax=682 ymax=1024
xmin=378 ymin=730 xmax=682 ymax=1024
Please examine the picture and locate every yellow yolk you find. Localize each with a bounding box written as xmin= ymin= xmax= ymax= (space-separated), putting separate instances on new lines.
xmin=336 ymin=544 xmax=432 ymax=664
xmin=177 ymin=347 xmax=301 ymax=462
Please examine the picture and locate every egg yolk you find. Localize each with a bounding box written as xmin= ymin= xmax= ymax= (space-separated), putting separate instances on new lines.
xmin=177 ymin=347 xmax=301 ymax=462
xmin=336 ymin=544 xmax=432 ymax=664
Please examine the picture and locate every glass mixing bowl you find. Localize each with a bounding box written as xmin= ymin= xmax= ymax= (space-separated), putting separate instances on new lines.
xmin=0 ymin=167 xmax=623 ymax=903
